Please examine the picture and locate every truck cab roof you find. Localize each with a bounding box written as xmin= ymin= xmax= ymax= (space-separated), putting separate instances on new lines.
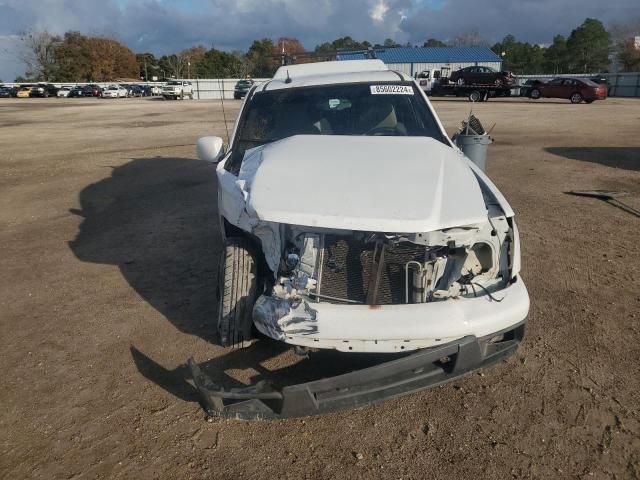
xmin=263 ymin=60 xmax=412 ymax=91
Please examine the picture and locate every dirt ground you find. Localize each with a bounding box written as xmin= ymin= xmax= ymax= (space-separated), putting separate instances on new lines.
xmin=1 ymin=95 xmax=639 ymax=480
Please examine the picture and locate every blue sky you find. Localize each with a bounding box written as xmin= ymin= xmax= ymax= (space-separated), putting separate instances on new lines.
xmin=1 ymin=0 xmax=638 ymax=80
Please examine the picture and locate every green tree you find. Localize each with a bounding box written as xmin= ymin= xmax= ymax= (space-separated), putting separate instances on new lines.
xmin=492 ymin=34 xmax=545 ymax=74
xmin=196 ymin=48 xmax=244 ymax=77
xmin=314 ymin=36 xmax=371 ymax=52
xmin=54 ymin=32 xmax=92 ymax=81
xmin=423 ymin=38 xmax=446 ymax=48
xmin=136 ymin=53 xmax=158 ymax=80
xmin=247 ymin=38 xmax=277 ymax=77
xmin=566 ymin=18 xmax=611 ymax=73
xmin=543 ymin=35 xmax=569 ymax=74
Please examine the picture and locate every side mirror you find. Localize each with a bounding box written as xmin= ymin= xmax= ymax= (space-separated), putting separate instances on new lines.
xmin=196 ymin=136 xmax=224 ymax=162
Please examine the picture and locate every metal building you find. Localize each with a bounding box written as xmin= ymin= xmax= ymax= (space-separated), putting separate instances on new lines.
xmin=337 ymin=47 xmax=503 ymax=77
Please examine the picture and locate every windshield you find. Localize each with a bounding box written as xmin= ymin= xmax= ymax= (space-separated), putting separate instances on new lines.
xmin=167 ymin=81 xmax=181 ymax=85
xmin=227 ymin=82 xmax=447 ymax=174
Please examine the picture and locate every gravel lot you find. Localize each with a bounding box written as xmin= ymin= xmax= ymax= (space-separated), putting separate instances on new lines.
xmin=1 ymin=96 xmax=639 ymax=479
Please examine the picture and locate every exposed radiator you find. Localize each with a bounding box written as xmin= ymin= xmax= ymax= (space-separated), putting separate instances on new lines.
xmin=315 ymin=235 xmax=427 ymax=305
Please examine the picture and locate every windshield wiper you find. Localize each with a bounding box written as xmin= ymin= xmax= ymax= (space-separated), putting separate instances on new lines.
xmin=236 ymin=137 xmax=277 ymax=144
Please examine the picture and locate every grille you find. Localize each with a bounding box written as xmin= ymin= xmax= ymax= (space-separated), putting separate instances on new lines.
xmin=316 ymin=235 xmax=427 ymax=305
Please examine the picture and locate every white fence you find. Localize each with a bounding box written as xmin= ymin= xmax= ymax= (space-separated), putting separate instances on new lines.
xmin=516 ymin=72 xmax=640 ymax=97
xmin=5 ymin=73 xmax=640 ymax=97
xmin=185 ymin=78 xmax=269 ymax=99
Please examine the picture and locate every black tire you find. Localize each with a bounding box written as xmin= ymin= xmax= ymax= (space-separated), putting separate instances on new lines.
xmin=469 ymin=90 xmax=481 ymax=102
xmin=529 ymin=88 xmax=541 ymax=99
xmin=570 ymin=92 xmax=583 ymax=104
xmin=217 ymin=238 xmax=257 ymax=348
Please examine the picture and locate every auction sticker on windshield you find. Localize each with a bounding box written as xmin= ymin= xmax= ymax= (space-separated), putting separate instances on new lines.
xmin=370 ymin=85 xmax=414 ymax=95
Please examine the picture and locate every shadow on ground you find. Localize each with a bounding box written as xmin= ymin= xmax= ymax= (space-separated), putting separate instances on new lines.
xmin=69 ymin=157 xmax=221 ymax=341
xmin=546 ymin=147 xmax=640 ymax=172
xmin=69 ymin=157 xmax=397 ymax=408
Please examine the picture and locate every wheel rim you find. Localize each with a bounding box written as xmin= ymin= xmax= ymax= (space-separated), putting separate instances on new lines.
xmin=571 ymin=93 xmax=581 ymax=103
xmin=531 ymin=90 xmax=540 ymax=99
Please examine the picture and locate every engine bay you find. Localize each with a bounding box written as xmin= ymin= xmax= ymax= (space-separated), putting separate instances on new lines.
xmin=268 ymin=206 xmax=512 ymax=307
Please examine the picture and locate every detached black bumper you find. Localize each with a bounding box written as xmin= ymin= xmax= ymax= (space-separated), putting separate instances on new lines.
xmin=189 ymin=321 xmax=526 ymax=419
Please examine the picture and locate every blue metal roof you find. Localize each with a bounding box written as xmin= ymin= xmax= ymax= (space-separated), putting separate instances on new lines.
xmin=337 ymin=47 xmax=502 ymax=64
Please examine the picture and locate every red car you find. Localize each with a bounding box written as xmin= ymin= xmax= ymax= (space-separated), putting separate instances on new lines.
xmin=529 ymin=77 xmax=607 ymax=104
xmin=449 ymin=66 xmax=514 ymax=87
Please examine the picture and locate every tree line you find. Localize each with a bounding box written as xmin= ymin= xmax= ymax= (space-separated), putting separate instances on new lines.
xmin=15 ymin=17 xmax=640 ymax=83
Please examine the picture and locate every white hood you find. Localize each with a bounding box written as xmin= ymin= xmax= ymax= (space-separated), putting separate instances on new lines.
xmin=237 ymin=135 xmax=488 ymax=232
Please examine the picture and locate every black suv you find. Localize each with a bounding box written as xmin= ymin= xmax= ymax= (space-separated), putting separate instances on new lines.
xmin=0 ymin=86 xmax=16 ymax=98
xmin=30 ymin=83 xmax=59 ymax=98
xmin=233 ymin=79 xmax=254 ymax=99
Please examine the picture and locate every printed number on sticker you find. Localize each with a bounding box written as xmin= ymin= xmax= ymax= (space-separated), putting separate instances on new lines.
xmin=370 ymin=85 xmax=414 ymax=95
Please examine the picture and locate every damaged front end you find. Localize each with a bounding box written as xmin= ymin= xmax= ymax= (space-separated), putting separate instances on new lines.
xmin=253 ymin=206 xmax=516 ymax=351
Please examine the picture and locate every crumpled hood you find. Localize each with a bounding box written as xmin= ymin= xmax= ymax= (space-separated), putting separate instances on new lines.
xmin=237 ymin=135 xmax=488 ymax=232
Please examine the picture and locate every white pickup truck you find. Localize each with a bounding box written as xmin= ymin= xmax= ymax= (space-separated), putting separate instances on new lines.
xmin=162 ymin=80 xmax=194 ymax=100
xmin=189 ymin=59 xmax=529 ymax=419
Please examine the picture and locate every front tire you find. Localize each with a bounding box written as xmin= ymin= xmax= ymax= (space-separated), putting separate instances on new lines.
xmin=469 ymin=90 xmax=481 ymax=102
xmin=530 ymin=88 xmax=541 ymax=99
xmin=217 ymin=238 xmax=257 ymax=348
xmin=570 ymin=92 xmax=583 ymax=104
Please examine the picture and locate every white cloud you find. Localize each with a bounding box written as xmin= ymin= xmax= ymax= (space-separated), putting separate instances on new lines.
xmin=370 ymin=0 xmax=390 ymax=23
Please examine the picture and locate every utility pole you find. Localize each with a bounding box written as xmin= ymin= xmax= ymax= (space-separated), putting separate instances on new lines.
xmin=188 ymin=61 xmax=191 ymax=79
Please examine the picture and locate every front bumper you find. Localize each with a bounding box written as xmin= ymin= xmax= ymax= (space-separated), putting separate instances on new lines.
xmin=255 ymin=276 xmax=529 ymax=353
xmin=188 ymin=320 xmax=526 ymax=419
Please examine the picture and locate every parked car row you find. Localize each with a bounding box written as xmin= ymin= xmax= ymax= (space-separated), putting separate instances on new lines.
xmin=0 ymin=83 xmax=164 ymax=99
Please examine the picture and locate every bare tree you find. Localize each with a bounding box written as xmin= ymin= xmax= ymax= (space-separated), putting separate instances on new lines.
xmin=609 ymin=18 xmax=640 ymax=44
xmin=17 ymin=30 xmax=60 ymax=81
xmin=608 ymin=18 xmax=640 ymax=72
xmin=449 ymin=29 xmax=490 ymax=48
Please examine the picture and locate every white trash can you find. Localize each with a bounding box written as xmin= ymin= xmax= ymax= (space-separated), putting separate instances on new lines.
xmin=454 ymin=134 xmax=493 ymax=172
